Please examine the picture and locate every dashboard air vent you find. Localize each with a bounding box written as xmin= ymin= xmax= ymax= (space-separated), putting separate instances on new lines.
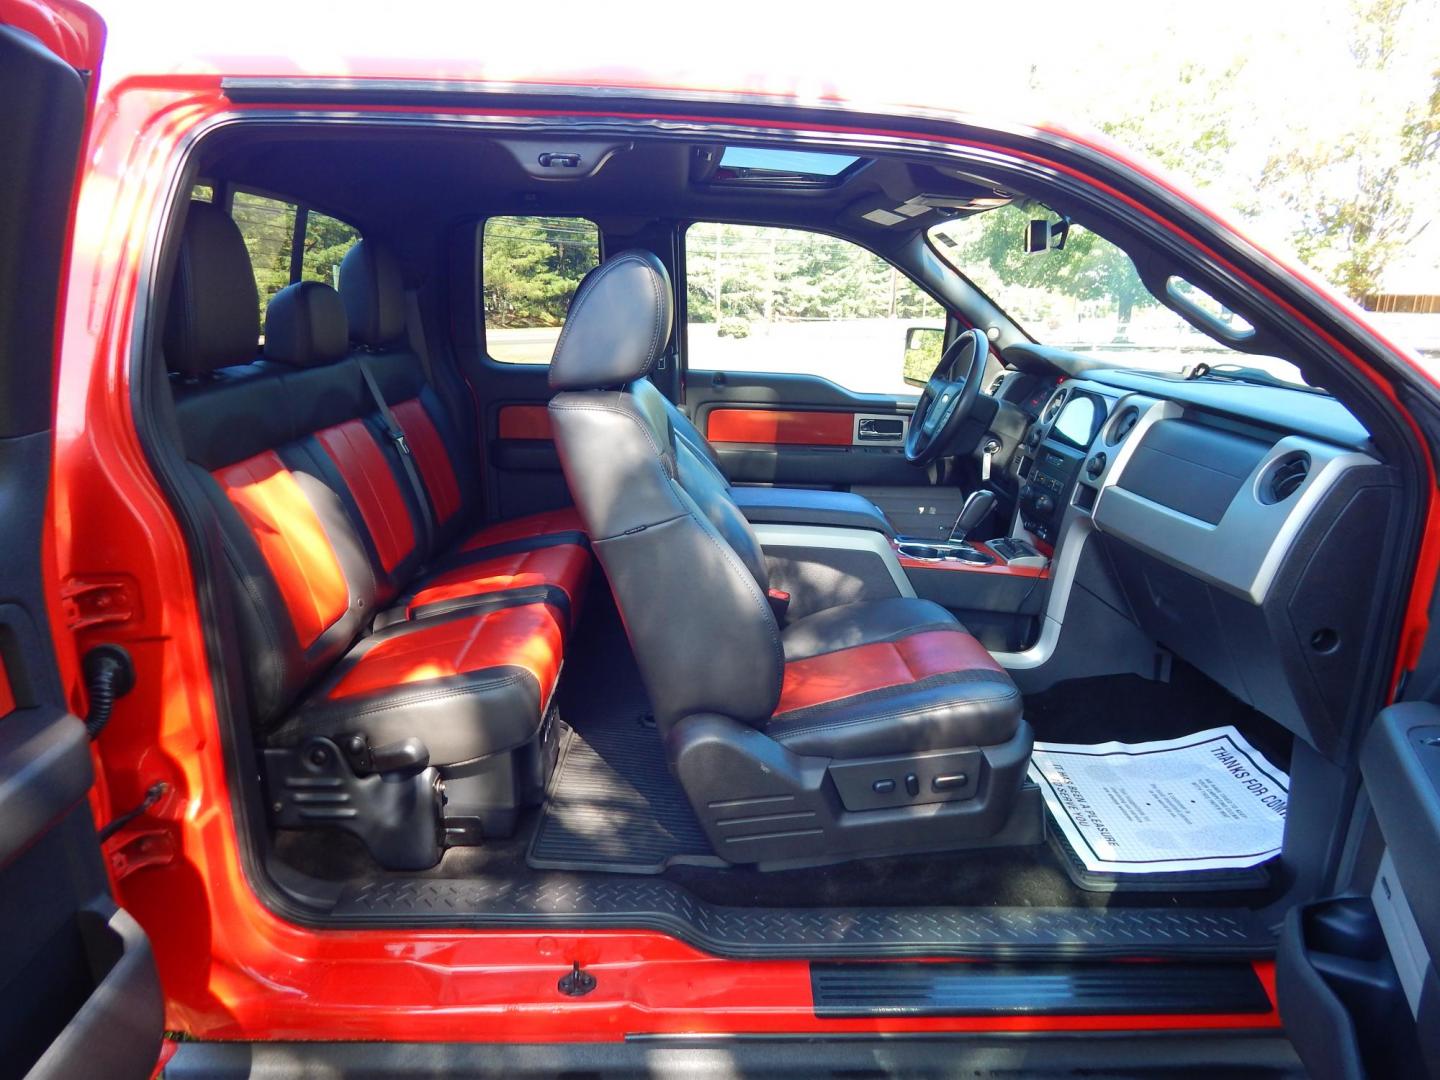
xmin=1259 ymin=451 xmax=1311 ymax=505
xmin=1106 ymin=406 xmax=1140 ymax=446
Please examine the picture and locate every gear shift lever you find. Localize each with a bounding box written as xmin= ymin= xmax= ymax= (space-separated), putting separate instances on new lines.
xmin=948 ymin=489 xmax=996 ymax=544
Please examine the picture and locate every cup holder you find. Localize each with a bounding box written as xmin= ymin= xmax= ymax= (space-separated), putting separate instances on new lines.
xmin=898 ymin=543 xmax=946 ymax=561
xmin=897 ymin=542 xmax=994 ymax=566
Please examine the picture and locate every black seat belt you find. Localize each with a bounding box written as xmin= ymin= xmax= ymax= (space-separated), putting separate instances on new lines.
xmin=358 ymin=357 xmax=435 ymax=555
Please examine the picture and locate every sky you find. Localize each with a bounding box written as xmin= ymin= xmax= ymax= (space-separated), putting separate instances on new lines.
xmin=88 ymin=0 xmax=1440 ymax=290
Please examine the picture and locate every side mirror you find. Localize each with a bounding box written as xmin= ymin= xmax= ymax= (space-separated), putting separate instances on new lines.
xmin=903 ymin=326 xmax=945 ymax=387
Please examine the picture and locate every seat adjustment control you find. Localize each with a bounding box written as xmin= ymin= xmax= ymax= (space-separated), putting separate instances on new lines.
xmin=872 ymin=779 xmax=896 ymax=795
xmin=932 ymin=773 xmax=969 ymax=792
xmin=905 ymin=773 xmax=920 ymax=797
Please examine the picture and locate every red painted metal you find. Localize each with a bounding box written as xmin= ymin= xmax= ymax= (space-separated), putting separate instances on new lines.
xmin=707 ymin=407 xmax=854 ymax=446
xmin=29 ymin=24 xmax=1422 ymax=1042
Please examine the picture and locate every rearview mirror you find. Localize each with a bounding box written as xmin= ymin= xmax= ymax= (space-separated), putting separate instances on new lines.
xmin=903 ymin=326 xmax=945 ymax=387
xmin=1024 ymin=215 xmax=1072 ymax=253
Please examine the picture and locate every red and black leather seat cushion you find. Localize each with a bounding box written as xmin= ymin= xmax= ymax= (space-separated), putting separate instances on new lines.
xmin=767 ymin=600 xmax=1023 ymax=758
xmin=277 ymin=603 xmax=565 ymax=764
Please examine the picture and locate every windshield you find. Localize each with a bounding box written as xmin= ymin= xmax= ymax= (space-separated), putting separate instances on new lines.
xmin=928 ymin=205 xmax=1314 ymax=389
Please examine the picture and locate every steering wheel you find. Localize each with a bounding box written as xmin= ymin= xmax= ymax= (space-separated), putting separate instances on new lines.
xmin=905 ymin=327 xmax=989 ymax=466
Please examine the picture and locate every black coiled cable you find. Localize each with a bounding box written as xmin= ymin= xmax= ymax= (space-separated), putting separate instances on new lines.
xmin=82 ymin=644 xmax=134 ymax=740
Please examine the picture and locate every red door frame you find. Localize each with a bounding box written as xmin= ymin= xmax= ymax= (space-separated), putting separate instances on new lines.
xmin=49 ymin=70 xmax=1434 ymax=1042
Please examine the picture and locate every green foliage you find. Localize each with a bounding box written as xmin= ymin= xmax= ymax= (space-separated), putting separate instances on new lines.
xmin=482 ymin=216 xmax=600 ymax=328
xmin=903 ymin=328 xmax=945 ymax=384
xmin=231 ymin=191 xmax=295 ymax=318
xmin=932 ymin=208 xmax=1155 ymax=340
xmin=302 ymin=211 xmax=360 ymax=290
xmin=231 ymin=193 xmax=360 ymax=323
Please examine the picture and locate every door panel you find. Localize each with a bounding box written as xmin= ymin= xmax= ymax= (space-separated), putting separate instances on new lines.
xmin=687 ymin=370 xmax=968 ymax=538
xmin=1276 ymin=701 xmax=1440 ymax=1080
xmin=0 ymin=7 xmax=165 ymax=1078
xmin=688 ymin=371 xmax=920 ymax=488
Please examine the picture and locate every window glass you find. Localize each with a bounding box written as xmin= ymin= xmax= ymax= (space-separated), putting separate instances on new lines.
xmin=685 ymin=223 xmax=944 ymax=395
xmin=190 ymin=183 xmax=213 ymax=202
xmin=927 ymin=205 xmax=1306 ymax=387
xmin=482 ymin=216 xmax=601 ymax=364
xmin=301 ymin=211 xmax=361 ymax=290
xmin=231 ymin=191 xmax=297 ymax=319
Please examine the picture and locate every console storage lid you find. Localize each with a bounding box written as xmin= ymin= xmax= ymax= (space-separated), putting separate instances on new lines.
xmin=731 ymin=486 xmax=896 ymax=537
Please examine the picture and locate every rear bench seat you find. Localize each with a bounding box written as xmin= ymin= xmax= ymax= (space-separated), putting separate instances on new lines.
xmin=165 ymin=202 xmax=589 ymax=868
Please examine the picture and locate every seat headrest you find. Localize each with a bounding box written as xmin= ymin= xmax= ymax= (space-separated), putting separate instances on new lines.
xmin=338 ymin=239 xmax=405 ymax=348
xmin=164 ymin=201 xmax=260 ymax=376
xmin=263 ymin=281 xmax=349 ymax=368
xmin=548 ymin=250 xmax=673 ymax=391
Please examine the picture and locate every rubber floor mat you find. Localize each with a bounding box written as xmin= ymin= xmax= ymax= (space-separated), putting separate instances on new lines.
xmin=527 ymin=715 xmax=725 ymax=873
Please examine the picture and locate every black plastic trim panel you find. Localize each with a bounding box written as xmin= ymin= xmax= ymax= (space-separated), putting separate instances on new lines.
xmin=810 ymin=959 xmax=1272 ymax=1017
xmin=167 ymin=1033 xmax=1307 ymax=1079
xmin=331 ymin=877 xmax=1275 ymax=959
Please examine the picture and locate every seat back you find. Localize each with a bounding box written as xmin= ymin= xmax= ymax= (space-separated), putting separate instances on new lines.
xmin=547 ymin=252 xmax=783 ymax=732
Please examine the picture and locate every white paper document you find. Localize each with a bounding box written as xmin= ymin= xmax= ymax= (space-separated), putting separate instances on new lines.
xmin=1028 ymin=726 xmax=1289 ymax=875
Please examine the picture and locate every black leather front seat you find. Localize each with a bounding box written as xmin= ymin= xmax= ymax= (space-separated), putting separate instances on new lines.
xmin=548 ymin=251 xmax=1034 ymax=867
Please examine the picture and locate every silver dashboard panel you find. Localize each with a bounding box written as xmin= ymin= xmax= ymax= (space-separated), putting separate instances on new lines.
xmin=991 ymin=383 xmax=1374 ymax=671
xmin=1089 ymin=395 xmax=1376 ymax=605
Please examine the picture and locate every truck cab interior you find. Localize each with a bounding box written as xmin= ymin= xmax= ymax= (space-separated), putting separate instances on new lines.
xmin=131 ymin=116 xmax=1416 ymax=1023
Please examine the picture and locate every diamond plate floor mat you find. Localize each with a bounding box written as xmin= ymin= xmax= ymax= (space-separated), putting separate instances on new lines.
xmin=329 ymin=875 xmax=1277 ymax=959
xmin=527 ymin=717 xmax=725 ymax=873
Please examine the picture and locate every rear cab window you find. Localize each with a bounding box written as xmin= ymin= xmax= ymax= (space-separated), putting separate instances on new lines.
xmin=481 ymin=216 xmax=601 ymax=364
xmin=227 ymin=189 xmax=361 ymax=323
xmin=683 ymin=222 xmax=944 ymax=395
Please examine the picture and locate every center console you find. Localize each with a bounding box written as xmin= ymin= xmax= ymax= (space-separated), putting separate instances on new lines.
xmin=1017 ymin=386 xmax=1108 ymax=543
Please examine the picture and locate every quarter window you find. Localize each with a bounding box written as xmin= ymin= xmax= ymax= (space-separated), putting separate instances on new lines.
xmin=482 ymin=216 xmax=602 ymax=364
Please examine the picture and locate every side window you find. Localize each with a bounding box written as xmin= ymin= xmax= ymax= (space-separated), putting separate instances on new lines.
xmin=230 ymin=191 xmax=361 ymax=321
xmin=482 ymin=216 xmax=601 ymax=364
xmin=684 ymin=223 xmax=944 ymax=395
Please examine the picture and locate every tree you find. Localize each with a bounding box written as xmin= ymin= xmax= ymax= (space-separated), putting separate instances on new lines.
xmin=482 ymin=217 xmax=600 ymax=328
xmin=1254 ymin=0 xmax=1439 ymax=300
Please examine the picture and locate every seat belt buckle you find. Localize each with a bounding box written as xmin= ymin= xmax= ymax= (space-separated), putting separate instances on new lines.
xmin=766 ymin=588 xmax=791 ymax=623
xmin=390 ymin=430 xmax=411 ymax=456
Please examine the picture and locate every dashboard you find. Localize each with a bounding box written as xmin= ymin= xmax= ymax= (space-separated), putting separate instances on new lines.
xmin=990 ymin=362 xmax=1393 ymax=760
